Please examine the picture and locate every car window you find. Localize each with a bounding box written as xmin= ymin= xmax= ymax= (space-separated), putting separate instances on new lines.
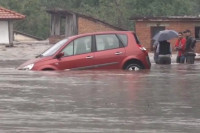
xmin=117 ymin=34 xmax=128 ymax=46
xmin=74 ymin=36 xmax=92 ymax=55
xmin=42 ymin=38 xmax=68 ymax=57
xmin=61 ymin=36 xmax=92 ymax=56
xmin=61 ymin=42 xmax=74 ymax=56
xmin=96 ymin=34 xmax=120 ymax=51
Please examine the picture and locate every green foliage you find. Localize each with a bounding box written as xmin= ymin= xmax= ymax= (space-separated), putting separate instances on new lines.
xmin=0 ymin=0 xmax=199 ymax=39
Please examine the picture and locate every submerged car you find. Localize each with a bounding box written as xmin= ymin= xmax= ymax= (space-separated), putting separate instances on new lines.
xmin=17 ymin=31 xmax=151 ymax=71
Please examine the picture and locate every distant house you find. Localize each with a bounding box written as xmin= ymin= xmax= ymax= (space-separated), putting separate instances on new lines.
xmin=0 ymin=7 xmax=25 ymax=46
xmin=46 ymin=9 xmax=125 ymax=44
xmin=130 ymin=16 xmax=200 ymax=53
xmin=14 ymin=31 xmax=42 ymax=42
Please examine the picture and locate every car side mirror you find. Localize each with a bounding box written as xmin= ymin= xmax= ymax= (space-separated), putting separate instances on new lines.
xmin=55 ymin=52 xmax=64 ymax=59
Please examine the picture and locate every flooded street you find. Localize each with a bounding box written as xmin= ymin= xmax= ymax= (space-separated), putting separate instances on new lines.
xmin=1 ymin=60 xmax=200 ymax=133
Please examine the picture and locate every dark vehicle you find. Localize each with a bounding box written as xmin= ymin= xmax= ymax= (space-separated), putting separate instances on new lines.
xmin=17 ymin=31 xmax=151 ymax=71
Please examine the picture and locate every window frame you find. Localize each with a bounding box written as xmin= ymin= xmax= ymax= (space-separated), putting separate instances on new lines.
xmin=195 ymin=26 xmax=200 ymax=40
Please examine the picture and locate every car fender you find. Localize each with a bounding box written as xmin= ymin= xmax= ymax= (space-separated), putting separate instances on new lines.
xmin=120 ymin=55 xmax=143 ymax=68
xmin=37 ymin=65 xmax=58 ymax=71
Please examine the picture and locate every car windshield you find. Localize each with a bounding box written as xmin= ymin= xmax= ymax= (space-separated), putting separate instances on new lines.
xmin=41 ymin=38 xmax=68 ymax=57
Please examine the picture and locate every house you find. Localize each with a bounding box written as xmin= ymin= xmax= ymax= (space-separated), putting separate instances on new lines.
xmin=46 ymin=9 xmax=125 ymax=44
xmin=130 ymin=16 xmax=200 ymax=53
xmin=0 ymin=7 xmax=25 ymax=46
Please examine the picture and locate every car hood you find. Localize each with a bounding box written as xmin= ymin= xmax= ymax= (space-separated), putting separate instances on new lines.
xmin=17 ymin=57 xmax=52 ymax=70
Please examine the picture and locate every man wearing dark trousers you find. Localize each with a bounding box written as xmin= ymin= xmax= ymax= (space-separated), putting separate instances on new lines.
xmin=157 ymin=40 xmax=171 ymax=64
xmin=184 ymin=30 xmax=196 ymax=64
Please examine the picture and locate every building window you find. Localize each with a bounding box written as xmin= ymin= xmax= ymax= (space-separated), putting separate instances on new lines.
xmin=195 ymin=27 xmax=200 ymax=40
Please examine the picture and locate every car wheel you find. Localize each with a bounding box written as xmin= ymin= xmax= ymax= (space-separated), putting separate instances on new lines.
xmin=125 ymin=64 xmax=143 ymax=71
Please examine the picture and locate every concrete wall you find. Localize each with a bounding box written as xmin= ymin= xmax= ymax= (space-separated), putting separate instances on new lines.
xmin=135 ymin=21 xmax=200 ymax=53
xmin=0 ymin=21 xmax=9 ymax=44
xmin=14 ymin=33 xmax=39 ymax=42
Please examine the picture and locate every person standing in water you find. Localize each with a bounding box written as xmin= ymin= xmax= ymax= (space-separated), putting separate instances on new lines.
xmin=184 ymin=30 xmax=196 ymax=64
xmin=174 ymin=32 xmax=186 ymax=63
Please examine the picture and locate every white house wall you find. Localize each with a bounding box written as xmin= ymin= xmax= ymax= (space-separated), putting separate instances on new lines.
xmin=0 ymin=21 xmax=9 ymax=44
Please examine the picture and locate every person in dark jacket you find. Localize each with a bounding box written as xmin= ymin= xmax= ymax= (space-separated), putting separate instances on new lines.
xmin=184 ymin=30 xmax=196 ymax=64
xmin=156 ymin=40 xmax=171 ymax=64
xmin=153 ymin=41 xmax=159 ymax=64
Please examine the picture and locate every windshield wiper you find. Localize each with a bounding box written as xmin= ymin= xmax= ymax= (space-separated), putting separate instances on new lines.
xmin=35 ymin=54 xmax=43 ymax=58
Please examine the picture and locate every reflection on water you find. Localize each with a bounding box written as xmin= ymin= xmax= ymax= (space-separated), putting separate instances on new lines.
xmin=0 ymin=61 xmax=200 ymax=132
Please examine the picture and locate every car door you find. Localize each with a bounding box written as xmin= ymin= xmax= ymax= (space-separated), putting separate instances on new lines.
xmin=56 ymin=36 xmax=95 ymax=70
xmin=94 ymin=34 xmax=126 ymax=69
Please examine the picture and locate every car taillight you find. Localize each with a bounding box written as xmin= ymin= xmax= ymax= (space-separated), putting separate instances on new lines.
xmin=138 ymin=45 xmax=148 ymax=54
xmin=139 ymin=47 xmax=147 ymax=51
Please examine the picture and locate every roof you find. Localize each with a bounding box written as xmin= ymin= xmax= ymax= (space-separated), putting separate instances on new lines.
xmin=14 ymin=30 xmax=42 ymax=40
xmin=0 ymin=6 xmax=25 ymax=20
xmin=130 ymin=16 xmax=200 ymax=22
xmin=47 ymin=9 xmax=126 ymax=31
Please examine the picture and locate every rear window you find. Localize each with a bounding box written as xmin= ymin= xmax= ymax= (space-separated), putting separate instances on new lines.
xmin=117 ymin=34 xmax=128 ymax=46
xmin=96 ymin=34 xmax=120 ymax=51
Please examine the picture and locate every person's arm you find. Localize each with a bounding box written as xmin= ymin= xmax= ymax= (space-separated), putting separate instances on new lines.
xmin=185 ymin=37 xmax=192 ymax=50
xmin=156 ymin=43 xmax=160 ymax=53
xmin=153 ymin=41 xmax=158 ymax=49
xmin=170 ymin=44 xmax=172 ymax=54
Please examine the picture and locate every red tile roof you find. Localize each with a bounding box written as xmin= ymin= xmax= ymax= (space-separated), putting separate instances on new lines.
xmin=0 ymin=7 xmax=25 ymax=20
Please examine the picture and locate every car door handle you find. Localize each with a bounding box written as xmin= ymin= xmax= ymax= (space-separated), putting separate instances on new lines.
xmin=115 ymin=52 xmax=123 ymax=55
xmin=86 ymin=56 xmax=94 ymax=59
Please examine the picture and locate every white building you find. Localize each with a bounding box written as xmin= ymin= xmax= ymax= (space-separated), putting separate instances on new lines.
xmin=0 ymin=7 xmax=25 ymax=45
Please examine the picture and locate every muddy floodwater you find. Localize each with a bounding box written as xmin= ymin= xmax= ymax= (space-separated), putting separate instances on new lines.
xmin=1 ymin=60 xmax=200 ymax=133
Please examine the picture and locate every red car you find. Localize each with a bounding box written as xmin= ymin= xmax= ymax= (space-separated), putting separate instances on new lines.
xmin=17 ymin=31 xmax=151 ymax=71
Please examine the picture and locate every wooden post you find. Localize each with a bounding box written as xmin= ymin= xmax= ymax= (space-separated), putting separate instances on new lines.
xmin=73 ymin=14 xmax=78 ymax=35
xmin=50 ymin=14 xmax=55 ymax=36
xmin=65 ymin=14 xmax=78 ymax=37
xmin=54 ymin=15 xmax=61 ymax=35
xmin=65 ymin=14 xmax=72 ymax=37
xmin=51 ymin=14 xmax=61 ymax=36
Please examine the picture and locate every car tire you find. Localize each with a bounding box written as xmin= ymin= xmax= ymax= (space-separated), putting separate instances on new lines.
xmin=125 ymin=64 xmax=143 ymax=71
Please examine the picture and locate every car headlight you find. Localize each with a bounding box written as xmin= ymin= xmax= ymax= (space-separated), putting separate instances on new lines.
xmin=23 ymin=64 xmax=34 ymax=70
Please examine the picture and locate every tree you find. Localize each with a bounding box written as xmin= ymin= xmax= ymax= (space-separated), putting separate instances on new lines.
xmin=0 ymin=0 xmax=199 ymax=39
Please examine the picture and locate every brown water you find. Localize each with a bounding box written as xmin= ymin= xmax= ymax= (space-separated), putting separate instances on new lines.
xmin=0 ymin=60 xmax=200 ymax=133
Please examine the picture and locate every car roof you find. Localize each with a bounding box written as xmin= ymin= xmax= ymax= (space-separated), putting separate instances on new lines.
xmin=68 ymin=31 xmax=134 ymax=40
